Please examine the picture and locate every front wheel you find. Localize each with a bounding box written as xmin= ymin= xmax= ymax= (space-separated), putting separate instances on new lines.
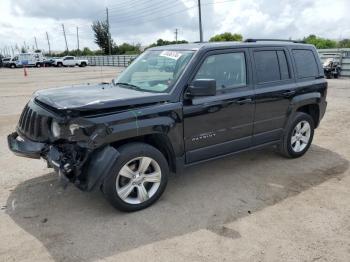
xmin=278 ymin=112 xmax=314 ymax=158
xmin=103 ymin=143 xmax=169 ymax=212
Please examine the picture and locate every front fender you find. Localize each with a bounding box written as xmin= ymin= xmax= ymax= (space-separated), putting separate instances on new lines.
xmin=78 ymin=145 xmax=119 ymax=191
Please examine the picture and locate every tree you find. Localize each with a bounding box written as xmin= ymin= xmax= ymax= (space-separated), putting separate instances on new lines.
xmin=147 ymin=38 xmax=188 ymax=48
xmin=118 ymin=43 xmax=141 ymax=54
xmin=337 ymin=39 xmax=350 ymax=48
xmin=91 ymin=20 xmax=113 ymax=54
xmin=303 ymin=35 xmax=337 ymax=49
xmin=209 ymin=32 xmax=243 ymax=42
xmin=81 ymin=47 xmax=95 ymax=56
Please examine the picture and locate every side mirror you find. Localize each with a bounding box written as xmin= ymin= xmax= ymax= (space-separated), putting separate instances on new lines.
xmin=187 ymin=79 xmax=216 ymax=97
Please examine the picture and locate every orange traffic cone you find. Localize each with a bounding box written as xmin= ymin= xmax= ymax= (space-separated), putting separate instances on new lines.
xmin=24 ymin=66 xmax=28 ymax=77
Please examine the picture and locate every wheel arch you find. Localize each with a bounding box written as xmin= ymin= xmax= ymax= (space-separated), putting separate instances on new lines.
xmin=296 ymin=104 xmax=320 ymax=128
xmin=289 ymin=92 xmax=321 ymax=128
xmin=110 ymin=133 xmax=177 ymax=173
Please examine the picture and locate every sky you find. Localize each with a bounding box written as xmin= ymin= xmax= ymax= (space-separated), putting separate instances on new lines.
xmin=1 ymin=0 xmax=350 ymax=54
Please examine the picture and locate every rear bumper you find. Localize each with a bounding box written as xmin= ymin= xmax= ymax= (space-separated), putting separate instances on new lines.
xmin=7 ymin=132 xmax=46 ymax=159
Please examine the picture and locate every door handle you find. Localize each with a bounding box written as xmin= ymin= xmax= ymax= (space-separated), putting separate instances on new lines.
xmin=282 ymin=90 xmax=296 ymax=97
xmin=236 ymin=98 xmax=253 ymax=105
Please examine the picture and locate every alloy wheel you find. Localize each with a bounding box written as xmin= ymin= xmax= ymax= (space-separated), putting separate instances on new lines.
xmin=291 ymin=120 xmax=311 ymax=152
xmin=116 ymin=157 xmax=162 ymax=204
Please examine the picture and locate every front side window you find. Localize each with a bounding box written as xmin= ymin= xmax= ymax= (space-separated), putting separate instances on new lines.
xmin=115 ymin=50 xmax=194 ymax=93
xmin=194 ymin=52 xmax=247 ymax=90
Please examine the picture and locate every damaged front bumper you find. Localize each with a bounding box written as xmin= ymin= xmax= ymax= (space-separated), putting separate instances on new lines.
xmin=7 ymin=132 xmax=119 ymax=191
xmin=8 ymin=132 xmax=46 ymax=159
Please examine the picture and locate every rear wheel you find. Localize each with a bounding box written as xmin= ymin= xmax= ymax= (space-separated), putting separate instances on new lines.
xmin=278 ymin=112 xmax=314 ymax=158
xmin=36 ymin=63 xmax=41 ymax=68
xmin=57 ymin=62 xmax=63 ymax=67
xmin=103 ymin=143 xmax=169 ymax=212
xmin=10 ymin=64 xmax=16 ymax=69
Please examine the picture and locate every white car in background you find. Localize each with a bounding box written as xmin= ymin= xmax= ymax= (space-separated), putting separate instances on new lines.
xmin=53 ymin=56 xmax=88 ymax=67
xmin=7 ymin=52 xmax=45 ymax=68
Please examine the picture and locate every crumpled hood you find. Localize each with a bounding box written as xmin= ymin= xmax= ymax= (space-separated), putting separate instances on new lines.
xmin=34 ymin=83 xmax=168 ymax=111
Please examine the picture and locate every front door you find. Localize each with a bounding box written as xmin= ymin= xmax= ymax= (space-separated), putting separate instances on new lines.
xmin=183 ymin=49 xmax=255 ymax=163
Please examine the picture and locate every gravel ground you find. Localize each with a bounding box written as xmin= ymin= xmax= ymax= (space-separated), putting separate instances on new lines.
xmin=0 ymin=67 xmax=349 ymax=262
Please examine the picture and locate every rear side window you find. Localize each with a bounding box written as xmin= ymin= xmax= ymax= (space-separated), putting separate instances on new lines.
xmin=254 ymin=50 xmax=290 ymax=83
xmin=292 ymin=49 xmax=319 ymax=78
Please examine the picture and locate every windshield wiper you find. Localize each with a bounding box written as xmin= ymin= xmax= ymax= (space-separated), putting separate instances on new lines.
xmin=115 ymin=82 xmax=143 ymax=91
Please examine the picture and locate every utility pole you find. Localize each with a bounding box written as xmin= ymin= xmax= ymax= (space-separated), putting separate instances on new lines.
xmin=34 ymin=36 xmax=38 ymax=50
xmin=62 ymin=24 xmax=69 ymax=52
xmin=76 ymin=26 xmax=80 ymax=51
xmin=174 ymin=28 xmax=178 ymax=43
xmin=106 ymin=7 xmax=111 ymax=55
xmin=197 ymin=0 xmax=203 ymax=42
xmin=46 ymin=32 xmax=51 ymax=55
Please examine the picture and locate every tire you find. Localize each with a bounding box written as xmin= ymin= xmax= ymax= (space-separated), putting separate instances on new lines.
xmin=36 ymin=63 xmax=41 ymax=68
xmin=278 ymin=112 xmax=315 ymax=158
xmin=10 ymin=64 xmax=16 ymax=69
xmin=80 ymin=62 xmax=87 ymax=67
xmin=103 ymin=142 xmax=169 ymax=212
xmin=57 ymin=62 xmax=63 ymax=67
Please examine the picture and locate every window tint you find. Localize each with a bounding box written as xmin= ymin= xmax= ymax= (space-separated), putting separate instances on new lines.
xmin=254 ymin=50 xmax=291 ymax=83
xmin=292 ymin=49 xmax=318 ymax=78
xmin=194 ymin=52 xmax=246 ymax=90
xmin=277 ymin=51 xmax=290 ymax=80
xmin=254 ymin=51 xmax=280 ymax=83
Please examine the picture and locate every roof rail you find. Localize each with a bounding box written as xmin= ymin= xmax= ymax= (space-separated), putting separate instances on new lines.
xmin=244 ymin=38 xmax=305 ymax=44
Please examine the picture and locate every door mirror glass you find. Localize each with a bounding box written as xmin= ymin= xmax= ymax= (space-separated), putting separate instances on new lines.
xmin=187 ymin=79 xmax=216 ymax=96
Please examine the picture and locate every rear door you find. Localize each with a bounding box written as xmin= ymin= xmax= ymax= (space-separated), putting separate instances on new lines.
xmin=250 ymin=47 xmax=296 ymax=145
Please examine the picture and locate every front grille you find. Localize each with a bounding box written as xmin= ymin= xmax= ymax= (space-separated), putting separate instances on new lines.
xmin=17 ymin=104 xmax=52 ymax=141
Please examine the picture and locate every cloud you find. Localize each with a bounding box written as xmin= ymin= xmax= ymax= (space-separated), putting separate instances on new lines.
xmin=0 ymin=0 xmax=350 ymax=54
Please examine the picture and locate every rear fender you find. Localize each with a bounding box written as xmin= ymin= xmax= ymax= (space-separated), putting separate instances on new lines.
xmin=284 ymin=92 xmax=321 ymax=128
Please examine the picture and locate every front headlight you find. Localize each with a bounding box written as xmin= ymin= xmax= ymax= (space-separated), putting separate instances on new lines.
xmin=51 ymin=120 xmax=61 ymax=138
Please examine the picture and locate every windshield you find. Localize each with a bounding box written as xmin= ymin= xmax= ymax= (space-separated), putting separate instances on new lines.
xmin=115 ymin=50 xmax=194 ymax=93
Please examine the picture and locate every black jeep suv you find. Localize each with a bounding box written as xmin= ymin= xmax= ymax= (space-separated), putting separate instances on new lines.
xmin=8 ymin=40 xmax=327 ymax=211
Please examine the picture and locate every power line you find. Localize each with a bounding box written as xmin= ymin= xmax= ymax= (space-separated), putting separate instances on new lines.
xmin=108 ymin=0 xmax=183 ymax=18
xmin=89 ymin=0 xmax=149 ymax=18
xmin=108 ymin=1 xmax=187 ymax=24
xmin=108 ymin=0 xmax=235 ymax=25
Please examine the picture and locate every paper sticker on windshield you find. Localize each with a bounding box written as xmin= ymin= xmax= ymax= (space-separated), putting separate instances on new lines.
xmin=160 ymin=51 xmax=182 ymax=60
